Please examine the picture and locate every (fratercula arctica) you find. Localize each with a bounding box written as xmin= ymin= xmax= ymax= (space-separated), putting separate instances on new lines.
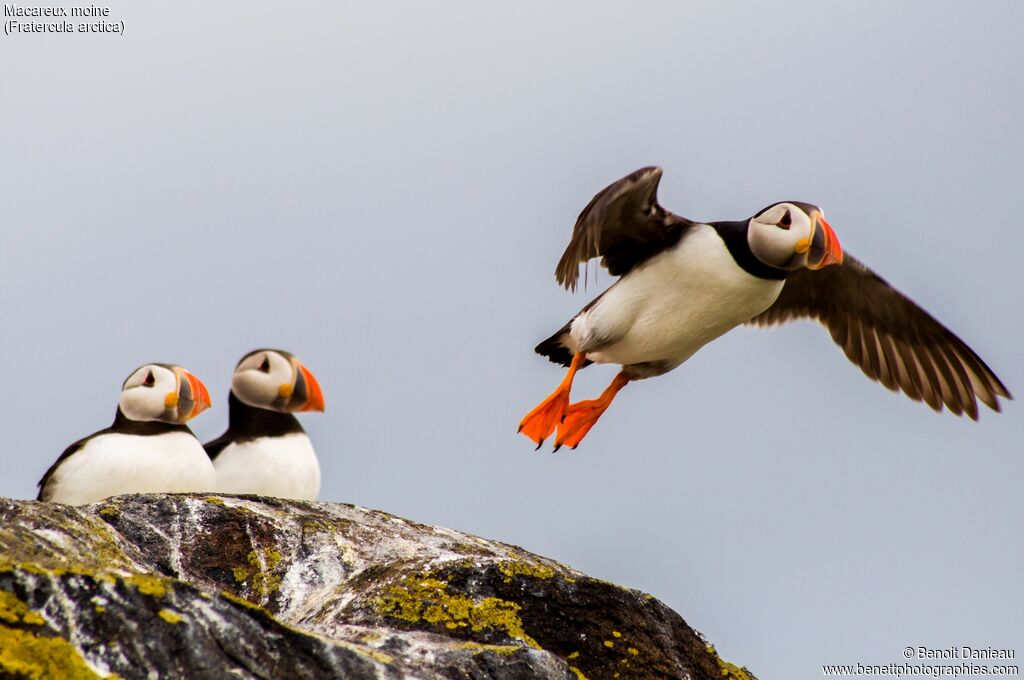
xmin=204 ymin=349 xmax=325 ymax=500
xmin=519 ymin=167 xmax=1012 ymax=450
xmin=38 ymin=363 xmax=214 ymax=505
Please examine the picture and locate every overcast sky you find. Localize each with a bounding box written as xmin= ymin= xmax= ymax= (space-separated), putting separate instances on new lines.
xmin=2 ymin=2 xmax=1021 ymax=677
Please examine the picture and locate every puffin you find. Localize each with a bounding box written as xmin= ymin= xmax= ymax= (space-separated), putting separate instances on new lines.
xmin=519 ymin=166 xmax=1011 ymax=450
xmin=204 ymin=349 xmax=325 ymax=500
xmin=38 ymin=363 xmax=214 ymax=505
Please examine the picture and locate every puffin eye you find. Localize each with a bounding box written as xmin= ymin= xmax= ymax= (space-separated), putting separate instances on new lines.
xmin=777 ymin=210 xmax=791 ymax=229
xmin=143 ymin=371 xmax=155 ymax=387
xmin=259 ymin=356 xmax=271 ymax=372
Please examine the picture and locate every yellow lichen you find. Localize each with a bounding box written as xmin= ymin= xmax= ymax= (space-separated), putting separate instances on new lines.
xmin=249 ymin=572 xmax=281 ymax=597
xmin=0 ymin=528 xmax=131 ymax=576
xmin=567 ymin=651 xmax=580 ymax=660
xmin=627 ymin=647 xmax=639 ymax=656
xmin=0 ymin=626 xmax=105 ymax=679
xmin=94 ymin=606 xmax=106 ymax=614
xmin=157 ymin=609 xmax=182 ymax=624
xmin=568 ymin=666 xmax=589 ymax=680
xmin=706 ymin=645 xmax=756 ymax=680
xmin=1 ymin=562 xmax=106 ymax=586
xmin=612 ymin=630 xmax=621 ymax=638
xmin=125 ymin=575 xmax=168 ymax=598
xmin=496 ymin=561 xmax=555 ymax=582
xmin=252 ymin=548 xmax=283 ymax=568
xmin=376 ymin=574 xmax=539 ymax=648
xmin=459 ymin=641 xmax=521 ymax=656
xmin=603 ymin=640 xmax=614 ymax=648
xmin=302 ymin=518 xmax=345 ymax=535
xmin=0 ymin=591 xmax=44 ymax=626
xmin=98 ymin=505 xmax=119 ymax=518
xmin=220 ymin=590 xmax=272 ymax=615
xmin=233 ymin=549 xmax=285 ymax=596
xmin=22 ymin=611 xmax=45 ymax=626
xmin=202 ymin=497 xmax=225 ymax=505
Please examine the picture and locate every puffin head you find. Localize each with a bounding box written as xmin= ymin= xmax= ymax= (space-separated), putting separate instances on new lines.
xmin=748 ymin=201 xmax=844 ymax=271
xmin=119 ymin=363 xmax=212 ymax=424
xmin=231 ymin=349 xmax=325 ymax=413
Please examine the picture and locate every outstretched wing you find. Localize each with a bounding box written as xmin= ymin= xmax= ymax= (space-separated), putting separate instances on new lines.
xmin=555 ymin=166 xmax=693 ymax=291
xmin=749 ymin=255 xmax=1011 ymax=419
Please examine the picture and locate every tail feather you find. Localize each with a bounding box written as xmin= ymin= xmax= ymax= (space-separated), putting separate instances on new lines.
xmin=535 ymin=322 xmax=591 ymax=368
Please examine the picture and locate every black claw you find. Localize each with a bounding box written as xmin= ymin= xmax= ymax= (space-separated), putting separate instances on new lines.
xmin=517 ymin=425 xmax=523 ymax=433
xmin=534 ymin=440 xmax=544 ymax=451
xmin=552 ymin=443 xmax=562 ymax=453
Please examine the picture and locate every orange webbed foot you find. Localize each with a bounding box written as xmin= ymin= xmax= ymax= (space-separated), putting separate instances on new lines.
xmin=519 ymin=352 xmax=586 ymax=449
xmin=518 ymin=387 xmax=571 ymax=449
xmin=553 ymin=372 xmax=630 ymax=451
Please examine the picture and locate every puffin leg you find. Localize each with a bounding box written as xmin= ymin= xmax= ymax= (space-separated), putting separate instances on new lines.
xmin=519 ymin=352 xmax=586 ymax=448
xmin=554 ymin=372 xmax=631 ymax=451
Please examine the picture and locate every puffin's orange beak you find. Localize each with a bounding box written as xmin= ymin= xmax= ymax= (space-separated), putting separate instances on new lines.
xmin=807 ymin=214 xmax=844 ymax=270
xmin=293 ymin=360 xmax=325 ymax=412
xmin=179 ymin=369 xmax=212 ymax=421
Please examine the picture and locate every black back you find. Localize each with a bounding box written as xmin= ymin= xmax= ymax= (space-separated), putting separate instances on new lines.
xmin=204 ymin=392 xmax=306 ymax=460
xmin=37 ymin=409 xmax=194 ymax=501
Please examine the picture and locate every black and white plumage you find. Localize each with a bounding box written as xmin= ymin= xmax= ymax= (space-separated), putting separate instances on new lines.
xmin=38 ymin=363 xmax=214 ymax=505
xmin=520 ymin=166 xmax=1011 ymax=450
xmin=204 ymin=349 xmax=325 ymax=500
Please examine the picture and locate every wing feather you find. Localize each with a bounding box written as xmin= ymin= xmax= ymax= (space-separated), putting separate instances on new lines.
xmin=749 ymin=254 xmax=1010 ymax=418
xmin=555 ymin=166 xmax=693 ymax=291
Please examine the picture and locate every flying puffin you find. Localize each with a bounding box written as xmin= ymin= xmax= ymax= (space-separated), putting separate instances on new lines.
xmin=204 ymin=349 xmax=325 ymax=500
xmin=38 ymin=363 xmax=214 ymax=505
xmin=519 ymin=166 xmax=1012 ymax=450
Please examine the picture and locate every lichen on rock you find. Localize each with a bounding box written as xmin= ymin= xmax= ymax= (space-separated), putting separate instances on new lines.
xmin=0 ymin=494 xmax=755 ymax=679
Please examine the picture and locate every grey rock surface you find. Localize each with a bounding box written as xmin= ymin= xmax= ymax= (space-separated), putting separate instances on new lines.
xmin=0 ymin=495 xmax=754 ymax=679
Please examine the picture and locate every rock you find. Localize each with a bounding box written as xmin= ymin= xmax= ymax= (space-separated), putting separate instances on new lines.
xmin=0 ymin=495 xmax=754 ymax=679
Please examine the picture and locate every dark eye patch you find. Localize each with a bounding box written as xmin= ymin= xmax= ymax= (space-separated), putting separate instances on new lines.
xmin=143 ymin=370 xmax=155 ymax=387
xmin=778 ymin=209 xmax=791 ymax=229
xmin=259 ymin=356 xmax=271 ymax=372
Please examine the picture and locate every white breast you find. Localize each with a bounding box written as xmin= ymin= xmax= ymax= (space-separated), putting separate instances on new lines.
xmin=212 ymin=433 xmax=321 ymax=501
xmin=571 ymin=224 xmax=785 ymax=372
xmin=44 ymin=432 xmax=216 ymax=506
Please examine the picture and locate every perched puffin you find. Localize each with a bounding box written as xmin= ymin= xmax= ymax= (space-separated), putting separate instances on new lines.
xmin=519 ymin=167 xmax=1011 ymax=450
xmin=38 ymin=363 xmax=214 ymax=505
xmin=204 ymin=349 xmax=325 ymax=500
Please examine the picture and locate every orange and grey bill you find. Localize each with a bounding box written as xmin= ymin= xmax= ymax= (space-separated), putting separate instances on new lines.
xmin=185 ymin=371 xmax=212 ymax=419
xmin=808 ymin=215 xmax=843 ymax=270
xmin=518 ymin=352 xmax=585 ymax=448
xmin=553 ymin=372 xmax=630 ymax=451
xmin=296 ymin=363 xmax=325 ymax=412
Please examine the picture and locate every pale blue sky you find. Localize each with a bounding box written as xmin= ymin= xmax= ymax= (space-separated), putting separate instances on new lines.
xmin=2 ymin=2 xmax=1021 ymax=677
